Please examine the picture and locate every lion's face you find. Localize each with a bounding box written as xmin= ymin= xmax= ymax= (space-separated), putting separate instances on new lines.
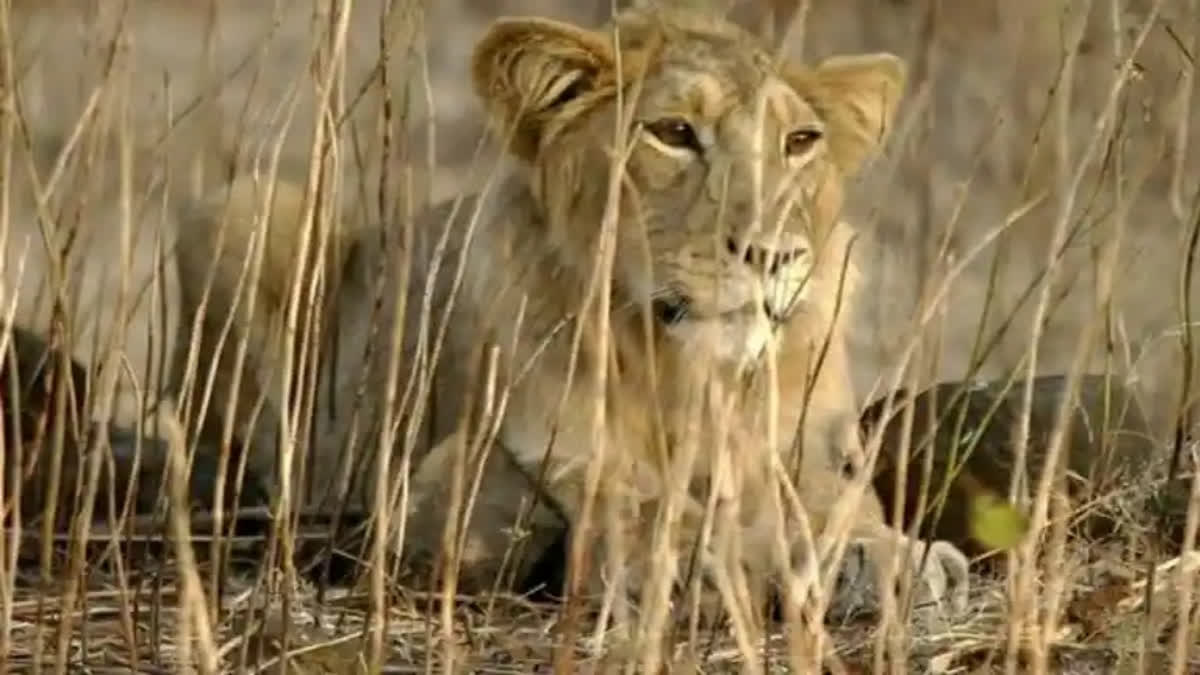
xmin=615 ymin=40 xmax=847 ymax=364
xmin=472 ymin=6 xmax=906 ymax=364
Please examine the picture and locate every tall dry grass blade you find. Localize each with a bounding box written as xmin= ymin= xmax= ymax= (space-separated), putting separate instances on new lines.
xmin=1004 ymin=3 xmax=1165 ymax=673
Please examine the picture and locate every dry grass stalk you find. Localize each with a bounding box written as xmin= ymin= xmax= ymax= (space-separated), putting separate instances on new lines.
xmin=0 ymin=0 xmax=1198 ymax=673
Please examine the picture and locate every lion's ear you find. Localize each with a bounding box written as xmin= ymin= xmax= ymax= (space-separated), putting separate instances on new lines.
xmin=787 ymin=53 xmax=907 ymax=174
xmin=472 ymin=18 xmax=616 ymax=162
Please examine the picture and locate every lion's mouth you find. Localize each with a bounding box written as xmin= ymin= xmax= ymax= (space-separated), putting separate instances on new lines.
xmin=653 ymin=296 xmax=782 ymax=327
xmin=653 ymin=297 xmax=690 ymax=326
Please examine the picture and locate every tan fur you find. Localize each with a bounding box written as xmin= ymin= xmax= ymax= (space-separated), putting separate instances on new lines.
xmin=170 ymin=4 xmax=968 ymax=613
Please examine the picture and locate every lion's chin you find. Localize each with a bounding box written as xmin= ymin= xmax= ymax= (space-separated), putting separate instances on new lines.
xmin=660 ymin=310 xmax=775 ymax=367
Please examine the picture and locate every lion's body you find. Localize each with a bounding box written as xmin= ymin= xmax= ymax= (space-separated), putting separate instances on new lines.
xmin=171 ymin=3 xmax=968 ymax=611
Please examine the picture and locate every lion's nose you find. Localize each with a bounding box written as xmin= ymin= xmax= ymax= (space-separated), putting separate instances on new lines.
xmin=724 ymin=236 xmax=808 ymax=276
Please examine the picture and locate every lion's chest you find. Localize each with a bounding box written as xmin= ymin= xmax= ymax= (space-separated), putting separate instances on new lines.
xmin=608 ymin=360 xmax=807 ymax=502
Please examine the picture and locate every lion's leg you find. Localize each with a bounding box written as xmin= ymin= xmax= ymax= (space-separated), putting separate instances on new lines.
xmin=779 ymin=330 xmax=970 ymax=617
xmin=849 ymin=487 xmax=970 ymax=616
xmin=525 ymin=461 xmax=744 ymax=621
xmin=797 ymin=423 xmax=970 ymax=616
xmin=808 ymin=414 xmax=969 ymax=616
xmin=831 ymin=406 xmax=971 ymax=615
xmin=397 ymin=429 xmax=568 ymax=594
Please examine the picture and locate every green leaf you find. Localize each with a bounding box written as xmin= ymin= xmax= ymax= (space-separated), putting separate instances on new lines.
xmin=968 ymin=492 xmax=1031 ymax=551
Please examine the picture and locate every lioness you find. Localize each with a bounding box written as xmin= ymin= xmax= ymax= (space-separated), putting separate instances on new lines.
xmin=171 ymin=3 xmax=969 ymax=614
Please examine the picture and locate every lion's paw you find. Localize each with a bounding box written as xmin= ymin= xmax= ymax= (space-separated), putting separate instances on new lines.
xmin=906 ymin=538 xmax=969 ymax=616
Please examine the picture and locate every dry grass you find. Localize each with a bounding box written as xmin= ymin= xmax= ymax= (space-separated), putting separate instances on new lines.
xmin=1 ymin=0 xmax=1198 ymax=673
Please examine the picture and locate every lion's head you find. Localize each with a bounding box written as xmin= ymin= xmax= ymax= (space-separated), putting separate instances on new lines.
xmin=472 ymin=4 xmax=905 ymax=365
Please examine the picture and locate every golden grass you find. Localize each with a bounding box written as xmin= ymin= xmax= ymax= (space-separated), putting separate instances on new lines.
xmin=0 ymin=0 xmax=1198 ymax=673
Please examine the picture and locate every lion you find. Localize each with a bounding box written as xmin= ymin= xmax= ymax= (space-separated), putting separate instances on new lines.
xmin=169 ymin=2 xmax=970 ymax=616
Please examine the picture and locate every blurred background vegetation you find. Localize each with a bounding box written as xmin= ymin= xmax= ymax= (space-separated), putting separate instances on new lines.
xmin=5 ymin=0 xmax=1196 ymax=441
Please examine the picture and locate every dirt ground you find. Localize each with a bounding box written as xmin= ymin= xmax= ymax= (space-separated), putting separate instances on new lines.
xmin=2 ymin=0 xmax=1198 ymax=671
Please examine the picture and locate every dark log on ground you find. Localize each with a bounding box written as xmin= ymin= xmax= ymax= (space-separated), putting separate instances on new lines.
xmin=1 ymin=323 xmax=267 ymax=533
xmin=0 ymin=323 xmax=564 ymax=593
xmin=858 ymin=373 xmax=1191 ymax=556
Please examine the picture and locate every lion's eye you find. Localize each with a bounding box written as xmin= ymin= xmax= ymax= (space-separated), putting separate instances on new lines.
xmin=784 ymin=128 xmax=823 ymax=157
xmin=644 ymin=118 xmax=701 ymax=152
